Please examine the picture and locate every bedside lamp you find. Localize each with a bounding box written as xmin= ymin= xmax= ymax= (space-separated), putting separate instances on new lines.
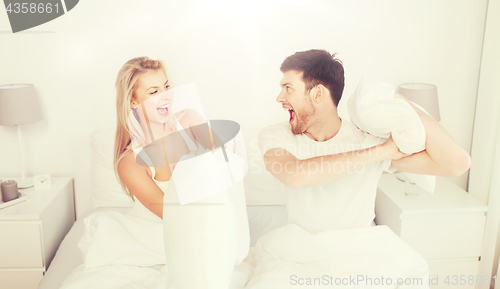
xmin=0 ymin=84 xmax=44 ymax=188
xmin=397 ymin=83 xmax=440 ymax=121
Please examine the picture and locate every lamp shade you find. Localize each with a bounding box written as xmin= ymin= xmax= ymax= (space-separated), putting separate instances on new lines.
xmin=398 ymin=83 xmax=440 ymax=122
xmin=0 ymin=84 xmax=43 ymax=125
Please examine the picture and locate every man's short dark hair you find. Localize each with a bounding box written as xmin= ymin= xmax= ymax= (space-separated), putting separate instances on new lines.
xmin=280 ymin=49 xmax=344 ymax=106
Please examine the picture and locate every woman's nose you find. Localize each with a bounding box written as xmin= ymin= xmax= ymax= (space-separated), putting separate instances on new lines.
xmin=160 ymin=89 xmax=170 ymax=100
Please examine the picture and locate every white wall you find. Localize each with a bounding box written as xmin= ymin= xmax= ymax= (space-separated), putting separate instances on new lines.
xmin=468 ymin=0 xmax=500 ymax=287
xmin=0 ymin=0 xmax=487 ymax=218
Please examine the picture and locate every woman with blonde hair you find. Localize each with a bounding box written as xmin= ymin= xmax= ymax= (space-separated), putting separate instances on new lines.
xmin=114 ymin=56 xmax=199 ymax=218
xmin=112 ymin=56 xmax=250 ymax=289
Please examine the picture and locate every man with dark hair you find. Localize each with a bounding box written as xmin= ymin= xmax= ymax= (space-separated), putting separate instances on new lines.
xmin=259 ymin=49 xmax=471 ymax=233
xmin=280 ymin=49 xmax=344 ymax=107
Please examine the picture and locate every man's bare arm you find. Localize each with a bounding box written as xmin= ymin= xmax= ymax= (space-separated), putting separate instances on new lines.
xmin=390 ymin=94 xmax=471 ymax=177
xmin=263 ymin=137 xmax=405 ymax=189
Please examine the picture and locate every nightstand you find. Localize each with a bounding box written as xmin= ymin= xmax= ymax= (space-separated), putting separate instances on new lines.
xmin=375 ymin=174 xmax=488 ymax=289
xmin=0 ymin=177 xmax=75 ymax=289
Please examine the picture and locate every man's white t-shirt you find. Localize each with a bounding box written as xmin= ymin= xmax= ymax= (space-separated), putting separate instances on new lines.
xmin=258 ymin=119 xmax=393 ymax=234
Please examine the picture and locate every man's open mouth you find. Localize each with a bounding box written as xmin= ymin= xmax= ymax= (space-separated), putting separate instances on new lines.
xmin=288 ymin=109 xmax=295 ymax=124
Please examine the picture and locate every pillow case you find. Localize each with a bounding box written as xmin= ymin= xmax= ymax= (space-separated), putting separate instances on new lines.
xmin=347 ymin=75 xmax=426 ymax=155
xmin=347 ymin=76 xmax=435 ymax=193
xmin=91 ymin=128 xmax=134 ymax=208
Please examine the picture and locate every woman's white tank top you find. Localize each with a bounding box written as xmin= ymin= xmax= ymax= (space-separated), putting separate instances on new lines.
xmin=129 ymin=120 xmax=198 ymax=218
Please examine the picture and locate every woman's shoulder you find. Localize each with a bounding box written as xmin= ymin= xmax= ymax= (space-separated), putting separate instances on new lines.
xmin=117 ymin=150 xmax=151 ymax=178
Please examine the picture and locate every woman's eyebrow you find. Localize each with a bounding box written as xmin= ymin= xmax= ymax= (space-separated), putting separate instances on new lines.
xmin=146 ymin=80 xmax=169 ymax=91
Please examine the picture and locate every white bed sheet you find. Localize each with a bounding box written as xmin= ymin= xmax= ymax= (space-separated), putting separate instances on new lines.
xmin=38 ymin=205 xmax=288 ymax=289
xmin=37 ymin=207 xmax=130 ymax=289
xmin=39 ymin=205 xmax=429 ymax=289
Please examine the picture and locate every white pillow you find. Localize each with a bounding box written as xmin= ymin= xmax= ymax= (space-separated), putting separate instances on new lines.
xmin=347 ymin=75 xmax=426 ymax=154
xmin=241 ymin=126 xmax=285 ymax=205
xmin=347 ymin=76 xmax=435 ymax=193
xmin=91 ymin=128 xmax=134 ymax=208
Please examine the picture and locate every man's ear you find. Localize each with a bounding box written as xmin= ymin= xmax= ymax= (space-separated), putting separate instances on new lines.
xmin=311 ymin=84 xmax=327 ymax=104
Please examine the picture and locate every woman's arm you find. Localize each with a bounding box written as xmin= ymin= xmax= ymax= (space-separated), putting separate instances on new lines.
xmin=117 ymin=151 xmax=164 ymax=219
xmin=179 ymin=108 xmax=225 ymax=150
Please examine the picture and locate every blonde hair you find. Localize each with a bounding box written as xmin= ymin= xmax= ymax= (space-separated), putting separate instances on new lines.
xmin=113 ymin=56 xmax=178 ymax=201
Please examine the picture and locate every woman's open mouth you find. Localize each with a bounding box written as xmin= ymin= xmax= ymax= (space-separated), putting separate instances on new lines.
xmin=288 ymin=109 xmax=295 ymax=124
xmin=157 ymin=104 xmax=169 ymax=117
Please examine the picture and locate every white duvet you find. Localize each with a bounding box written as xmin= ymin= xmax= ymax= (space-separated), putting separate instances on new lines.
xmin=59 ymin=209 xmax=429 ymax=289
xmin=243 ymin=224 xmax=430 ymax=289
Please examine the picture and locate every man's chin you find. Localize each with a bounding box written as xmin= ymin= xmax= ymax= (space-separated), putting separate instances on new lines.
xmin=290 ymin=124 xmax=301 ymax=135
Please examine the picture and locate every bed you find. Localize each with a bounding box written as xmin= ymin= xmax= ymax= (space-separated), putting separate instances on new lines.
xmin=37 ymin=126 xmax=430 ymax=289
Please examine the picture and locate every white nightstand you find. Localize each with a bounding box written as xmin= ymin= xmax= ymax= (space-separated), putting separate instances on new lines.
xmin=0 ymin=177 xmax=75 ymax=289
xmin=375 ymin=174 xmax=488 ymax=289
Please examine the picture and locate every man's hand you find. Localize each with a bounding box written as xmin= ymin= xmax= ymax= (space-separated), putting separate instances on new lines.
xmin=381 ymin=136 xmax=413 ymax=160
